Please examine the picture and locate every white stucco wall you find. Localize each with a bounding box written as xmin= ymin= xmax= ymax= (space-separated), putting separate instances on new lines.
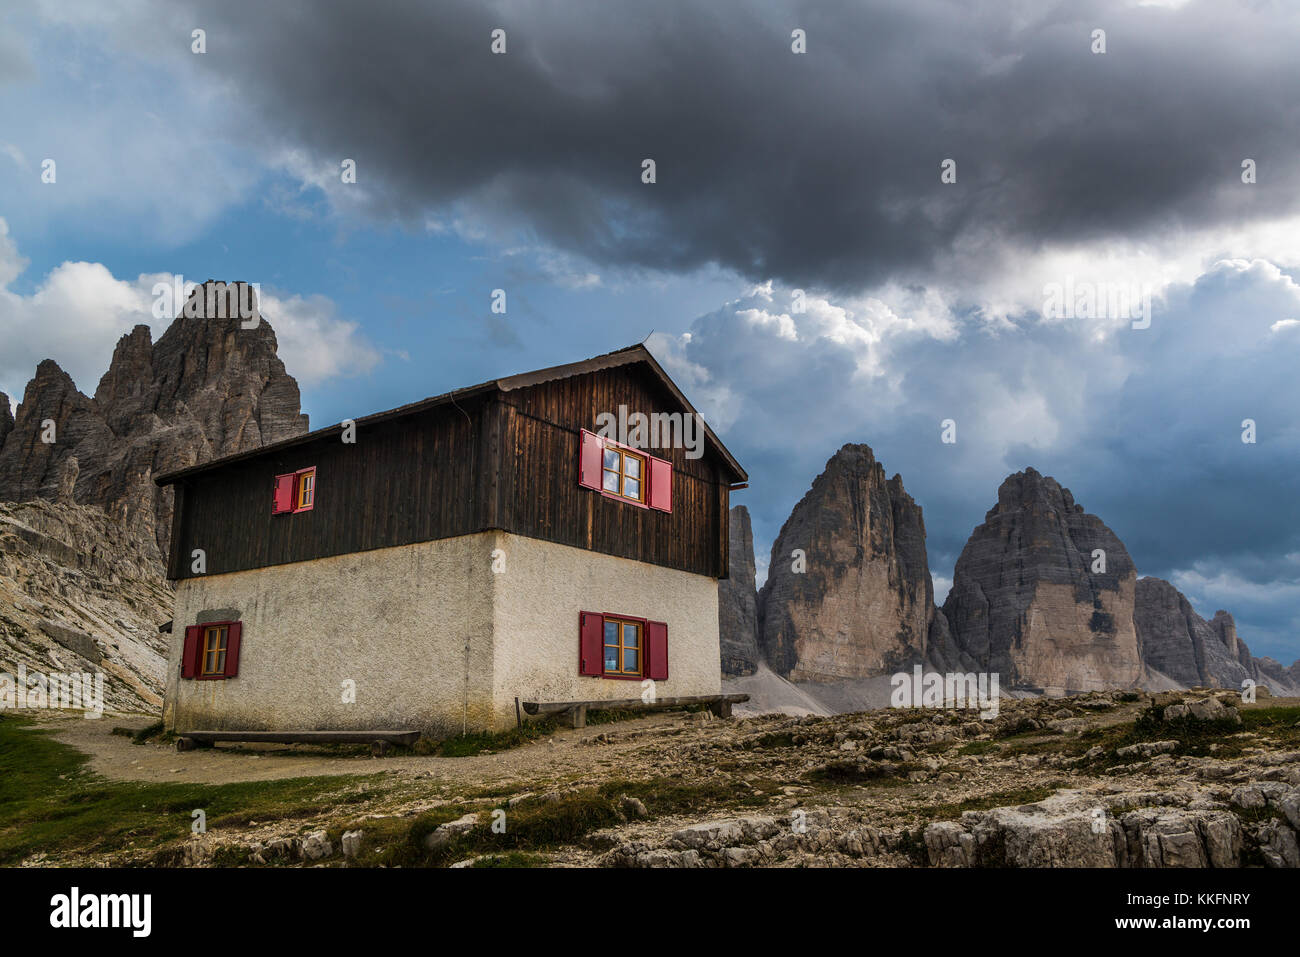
xmin=164 ymin=530 xmax=721 ymax=734
xmin=489 ymin=532 xmax=721 ymax=726
xmin=165 ymin=533 xmax=497 ymax=736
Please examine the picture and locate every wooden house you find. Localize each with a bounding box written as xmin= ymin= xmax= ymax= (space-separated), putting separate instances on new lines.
xmin=155 ymin=345 xmax=747 ymax=737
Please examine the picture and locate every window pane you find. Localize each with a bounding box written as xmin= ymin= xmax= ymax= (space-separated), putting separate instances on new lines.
xmin=603 ymin=449 xmax=619 ymax=469
xmin=623 ymin=647 xmax=638 ymax=672
xmin=602 ymin=470 xmax=620 ymax=492
xmin=604 ymin=621 xmax=618 ymax=643
xmin=605 ymin=648 xmax=618 ymax=671
xmin=623 ymin=623 xmax=639 ymax=647
xmin=216 ymin=651 xmax=226 ymax=673
xmin=624 ymin=478 xmax=640 ymax=500
xmin=624 ymin=456 xmax=640 ymax=478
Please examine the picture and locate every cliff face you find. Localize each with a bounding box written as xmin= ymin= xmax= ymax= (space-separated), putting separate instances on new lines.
xmin=0 ymin=281 xmax=308 ymax=556
xmin=718 ymin=505 xmax=761 ymax=676
xmin=0 ymin=500 xmax=174 ymax=713
xmin=942 ymin=468 xmax=1143 ymax=693
xmin=1134 ymin=577 xmax=1250 ymax=688
xmin=757 ymin=444 xmax=935 ymax=681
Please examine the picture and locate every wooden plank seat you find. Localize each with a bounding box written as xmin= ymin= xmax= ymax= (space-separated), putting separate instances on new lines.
xmin=521 ymin=693 xmax=749 ymax=728
xmin=176 ymin=730 xmax=420 ymax=755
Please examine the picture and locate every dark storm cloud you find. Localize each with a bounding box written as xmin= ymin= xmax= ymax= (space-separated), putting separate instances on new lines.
xmin=169 ymin=0 xmax=1300 ymax=291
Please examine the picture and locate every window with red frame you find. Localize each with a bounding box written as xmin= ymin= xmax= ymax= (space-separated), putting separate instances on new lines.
xmin=577 ymin=430 xmax=672 ymax=512
xmin=579 ymin=611 xmax=668 ymax=680
xmin=272 ymin=467 xmax=316 ymax=514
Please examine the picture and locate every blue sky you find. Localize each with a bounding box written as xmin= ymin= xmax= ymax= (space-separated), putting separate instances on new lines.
xmin=2 ymin=0 xmax=1298 ymax=663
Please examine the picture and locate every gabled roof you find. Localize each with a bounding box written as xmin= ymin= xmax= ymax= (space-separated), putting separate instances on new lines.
xmin=154 ymin=344 xmax=747 ymax=485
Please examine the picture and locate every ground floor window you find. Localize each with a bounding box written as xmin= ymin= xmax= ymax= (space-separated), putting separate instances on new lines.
xmin=603 ymin=617 xmax=642 ymax=675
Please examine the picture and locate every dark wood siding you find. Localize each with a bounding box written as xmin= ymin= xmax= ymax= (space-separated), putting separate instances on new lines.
xmin=168 ymin=365 xmax=733 ymax=580
xmin=496 ymin=365 xmax=726 ymax=578
xmin=171 ymin=398 xmax=486 ymax=579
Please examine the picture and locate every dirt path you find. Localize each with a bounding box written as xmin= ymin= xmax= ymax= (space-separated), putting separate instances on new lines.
xmin=26 ymin=710 xmax=694 ymax=789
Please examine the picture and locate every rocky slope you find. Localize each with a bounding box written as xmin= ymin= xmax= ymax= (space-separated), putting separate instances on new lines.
xmin=757 ymin=444 xmax=939 ymax=681
xmin=718 ymin=506 xmax=760 ymax=676
xmin=0 ymin=281 xmax=308 ymax=557
xmin=0 ymin=500 xmax=173 ymax=713
xmin=942 ymin=468 xmax=1144 ymax=693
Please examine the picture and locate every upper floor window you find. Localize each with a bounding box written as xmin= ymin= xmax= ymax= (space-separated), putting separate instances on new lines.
xmin=297 ymin=469 xmax=315 ymax=509
xmin=602 ymin=447 xmax=645 ymax=504
xmin=577 ymin=430 xmax=673 ymax=512
xmin=273 ymin=467 xmax=316 ymax=514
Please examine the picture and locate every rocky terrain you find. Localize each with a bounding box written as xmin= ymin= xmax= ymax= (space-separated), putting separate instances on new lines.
xmin=724 ymin=451 xmax=1300 ymax=701
xmin=0 ymin=500 xmax=172 ymax=712
xmin=22 ymin=688 xmax=1300 ymax=868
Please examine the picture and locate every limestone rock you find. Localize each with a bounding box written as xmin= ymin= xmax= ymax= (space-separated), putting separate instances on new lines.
xmin=0 ymin=499 xmax=172 ymax=713
xmin=942 ymin=468 xmax=1143 ymax=693
xmin=301 ymin=830 xmax=333 ymax=861
xmin=719 ymin=505 xmax=760 ymax=676
xmin=758 ymin=444 xmax=937 ymax=681
xmin=1135 ymin=580 xmax=1300 ymax=696
xmin=0 ymin=393 xmax=13 ymax=454
xmin=423 ymin=813 xmax=479 ymax=850
xmin=1134 ymin=578 xmax=1253 ymax=689
xmin=0 ymin=281 xmax=309 ymax=556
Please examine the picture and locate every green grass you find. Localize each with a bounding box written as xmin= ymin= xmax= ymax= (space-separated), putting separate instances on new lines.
xmin=917 ymin=782 xmax=1068 ymax=821
xmin=360 ymin=775 xmax=770 ymax=868
xmin=0 ymin=716 xmax=389 ymax=865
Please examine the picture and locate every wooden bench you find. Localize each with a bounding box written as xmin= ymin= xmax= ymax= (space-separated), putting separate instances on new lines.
xmin=176 ymin=730 xmax=421 ymax=756
xmin=521 ymin=693 xmax=749 ymax=728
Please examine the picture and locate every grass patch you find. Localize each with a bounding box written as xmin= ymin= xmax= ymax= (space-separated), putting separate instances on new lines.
xmin=957 ymin=740 xmax=1001 ymax=756
xmin=368 ymin=776 xmax=768 ymax=868
xmin=471 ymin=851 xmax=549 ymax=868
xmin=918 ymin=782 xmax=1067 ymax=821
xmin=805 ymin=760 xmax=914 ymax=786
xmin=0 ymin=716 xmax=388 ymax=865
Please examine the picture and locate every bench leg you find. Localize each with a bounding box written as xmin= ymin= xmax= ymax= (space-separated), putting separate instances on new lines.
xmin=709 ymin=701 xmax=732 ymax=719
xmin=370 ymin=740 xmax=391 ymax=757
xmin=569 ymin=705 xmax=587 ymax=729
xmin=176 ymin=736 xmax=196 ymax=752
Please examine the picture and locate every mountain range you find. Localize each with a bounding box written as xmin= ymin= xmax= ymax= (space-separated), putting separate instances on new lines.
xmin=721 ymin=445 xmax=1300 ymax=698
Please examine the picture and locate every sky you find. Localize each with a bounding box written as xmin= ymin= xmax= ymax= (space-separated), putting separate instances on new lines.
xmin=1 ymin=0 xmax=1297 ymax=662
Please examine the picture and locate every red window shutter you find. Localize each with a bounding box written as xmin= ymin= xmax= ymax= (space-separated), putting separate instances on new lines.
xmin=223 ymin=622 xmax=243 ymax=678
xmin=578 ymin=430 xmax=604 ymax=491
xmin=647 ymin=456 xmax=672 ymax=512
xmin=579 ymin=611 xmax=605 ymax=676
xmin=272 ymin=473 xmax=295 ymax=514
xmin=645 ymin=620 xmax=669 ymax=680
xmin=181 ymin=625 xmax=201 ymax=678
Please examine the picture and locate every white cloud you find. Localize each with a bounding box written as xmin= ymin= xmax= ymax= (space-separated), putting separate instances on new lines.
xmin=0 ymin=218 xmax=380 ymax=403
